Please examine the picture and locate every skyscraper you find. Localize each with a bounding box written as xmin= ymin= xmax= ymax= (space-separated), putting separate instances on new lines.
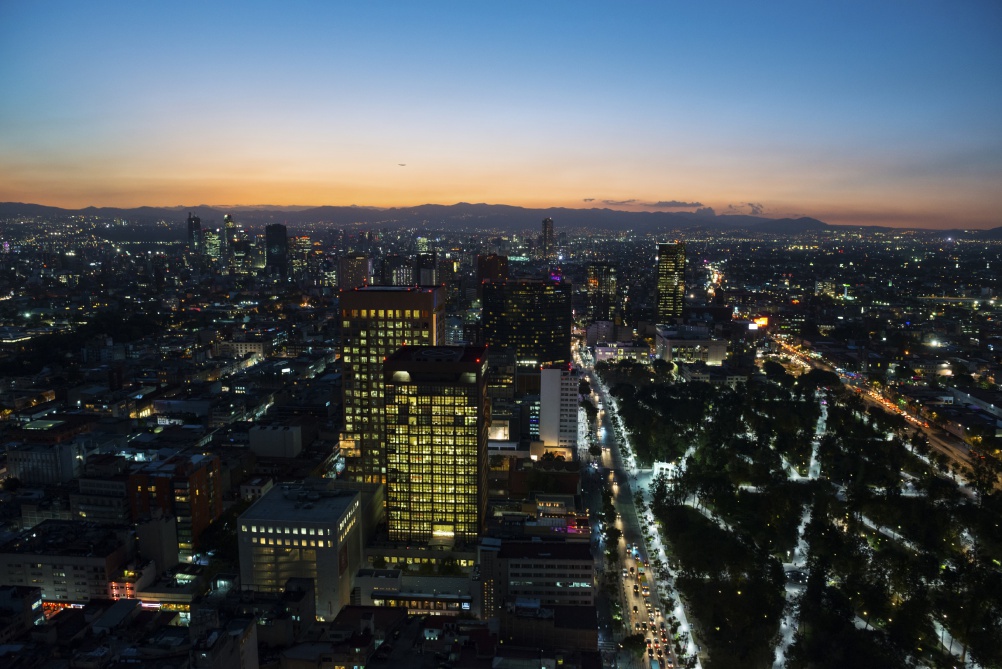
xmin=585 ymin=263 xmax=618 ymax=322
xmin=381 ymin=254 xmax=413 ymax=286
xmin=656 ymin=241 xmax=685 ymax=322
xmin=540 ymin=217 xmax=555 ymax=261
xmin=415 ymin=251 xmax=438 ymax=285
xmin=383 ymin=345 xmax=488 ymax=544
xmin=338 ymin=254 xmax=372 ymax=290
xmin=340 ymin=286 xmax=446 ymax=484
xmin=265 ymin=224 xmax=289 ymax=279
xmin=223 ymin=214 xmax=237 ymax=268
xmin=186 ymin=212 xmax=201 ymax=253
xmin=481 ymin=277 xmax=572 ymax=377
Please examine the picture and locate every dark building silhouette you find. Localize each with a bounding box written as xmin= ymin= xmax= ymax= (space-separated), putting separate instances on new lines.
xmin=186 ymin=212 xmax=201 ymax=253
xmin=482 ymin=277 xmax=571 ymax=394
xmin=265 ymin=224 xmax=289 ymax=279
xmin=381 ymin=254 xmax=413 ymax=286
xmin=476 ymin=254 xmax=510 ymax=284
xmin=540 ymin=218 xmax=555 ymax=261
xmin=585 ymin=263 xmax=618 ymax=321
xmin=415 ymin=251 xmax=438 ymax=285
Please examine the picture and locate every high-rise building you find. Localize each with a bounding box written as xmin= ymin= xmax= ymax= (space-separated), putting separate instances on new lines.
xmin=481 ymin=277 xmax=572 ymax=371
xmin=383 ymin=346 xmax=488 ymax=544
xmin=540 ymin=218 xmax=555 ymax=261
xmin=656 ymin=241 xmax=686 ymax=322
xmin=338 ymin=254 xmax=372 ymax=290
xmin=289 ymin=235 xmax=312 ymax=280
xmin=202 ymin=227 xmax=222 ymax=260
xmin=540 ymin=365 xmax=580 ymax=450
xmin=223 ymin=214 xmax=237 ymax=268
xmin=186 ymin=212 xmax=201 ymax=253
xmin=381 ymin=254 xmax=413 ymax=286
xmin=415 ymin=251 xmax=437 ymax=285
xmin=585 ymin=263 xmax=618 ymax=322
xmin=128 ymin=452 xmax=223 ymax=562
xmin=340 ymin=286 xmax=446 ymax=484
xmin=265 ymin=224 xmax=289 ymax=279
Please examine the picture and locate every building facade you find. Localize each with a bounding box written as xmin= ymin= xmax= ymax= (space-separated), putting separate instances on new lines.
xmin=238 ymin=482 xmax=361 ymax=621
xmin=539 ymin=365 xmax=579 ymax=450
xmin=481 ymin=278 xmax=572 ymax=371
xmin=656 ymin=241 xmax=685 ymax=322
xmin=340 ymin=286 xmax=446 ymax=484
xmin=383 ymin=346 xmax=489 ymax=544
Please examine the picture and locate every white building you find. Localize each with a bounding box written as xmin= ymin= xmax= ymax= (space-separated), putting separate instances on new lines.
xmin=540 ymin=366 xmax=579 ymax=450
xmin=238 ymin=481 xmax=361 ymax=621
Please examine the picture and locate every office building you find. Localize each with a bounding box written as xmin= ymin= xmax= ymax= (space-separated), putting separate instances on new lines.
xmin=540 ymin=218 xmax=555 ymax=261
xmin=339 ymin=254 xmax=372 ymax=290
xmin=265 ymin=224 xmax=289 ymax=279
xmin=481 ymin=277 xmax=572 ymax=371
xmin=383 ymin=346 xmax=489 ymax=544
xmin=656 ymin=241 xmax=685 ymax=321
xmin=237 ymin=482 xmax=362 ymax=621
xmin=340 ymin=286 xmax=446 ymax=483
xmin=539 ymin=365 xmax=579 ymax=450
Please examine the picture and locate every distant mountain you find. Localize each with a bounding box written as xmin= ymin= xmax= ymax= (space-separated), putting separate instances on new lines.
xmin=0 ymin=200 xmax=897 ymax=236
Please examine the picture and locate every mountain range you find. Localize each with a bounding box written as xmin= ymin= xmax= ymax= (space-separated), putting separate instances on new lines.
xmin=1 ymin=201 xmax=1000 ymax=239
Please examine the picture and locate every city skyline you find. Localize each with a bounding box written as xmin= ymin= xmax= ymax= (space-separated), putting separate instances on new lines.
xmin=2 ymin=1 xmax=1001 ymax=229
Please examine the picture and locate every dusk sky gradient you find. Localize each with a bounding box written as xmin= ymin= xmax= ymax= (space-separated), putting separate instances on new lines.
xmin=1 ymin=1 xmax=1000 ymax=228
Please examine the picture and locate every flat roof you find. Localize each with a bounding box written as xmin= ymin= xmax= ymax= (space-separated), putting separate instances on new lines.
xmin=497 ymin=541 xmax=593 ymax=562
xmin=240 ymin=482 xmax=358 ymax=525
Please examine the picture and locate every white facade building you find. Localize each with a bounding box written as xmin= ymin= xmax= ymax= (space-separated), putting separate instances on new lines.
xmin=540 ymin=366 xmax=579 ymax=450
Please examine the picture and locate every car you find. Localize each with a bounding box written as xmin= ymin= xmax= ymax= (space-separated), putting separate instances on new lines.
xmin=633 ymin=605 xmax=639 ymax=613
xmin=633 ymin=585 xmax=640 ymax=594
xmin=641 ymin=622 xmax=648 ymax=631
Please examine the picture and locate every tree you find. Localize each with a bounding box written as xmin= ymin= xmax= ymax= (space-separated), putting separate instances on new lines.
xmin=621 ymin=633 xmax=647 ymax=658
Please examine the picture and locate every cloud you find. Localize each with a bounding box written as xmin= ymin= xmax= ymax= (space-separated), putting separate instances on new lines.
xmin=694 ymin=207 xmax=716 ymax=217
xmin=582 ymin=198 xmax=595 ymax=202
xmin=602 ymin=199 xmax=637 ymax=206
xmin=725 ymin=202 xmax=767 ymax=215
xmin=643 ymin=200 xmax=704 ymax=208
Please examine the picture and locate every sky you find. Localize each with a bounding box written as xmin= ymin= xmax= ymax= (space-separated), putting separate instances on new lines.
xmin=1 ymin=1 xmax=1000 ymax=229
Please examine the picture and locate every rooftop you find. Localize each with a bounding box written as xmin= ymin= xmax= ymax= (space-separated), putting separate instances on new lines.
xmin=240 ymin=481 xmax=358 ymax=525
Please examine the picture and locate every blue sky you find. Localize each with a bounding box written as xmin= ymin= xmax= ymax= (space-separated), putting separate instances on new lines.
xmin=1 ymin=1 xmax=1000 ymax=227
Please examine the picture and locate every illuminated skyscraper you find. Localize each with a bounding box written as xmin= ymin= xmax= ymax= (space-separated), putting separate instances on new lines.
xmin=340 ymin=286 xmax=446 ymax=484
xmin=540 ymin=217 xmax=555 ymax=261
xmin=223 ymin=214 xmax=237 ymax=268
xmin=338 ymin=254 xmax=372 ymax=290
xmin=383 ymin=346 xmax=488 ymax=544
xmin=265 ymin=224 xmax=289 ymax=279
xmin=656 ymin=242 xmax=685 ymax=322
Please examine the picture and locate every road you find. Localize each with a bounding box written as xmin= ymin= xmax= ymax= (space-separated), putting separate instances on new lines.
xmin=769 ymin=335 xmax=972 ymax=469
xmin=578 ymin=346 xmax=696 ymax=669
